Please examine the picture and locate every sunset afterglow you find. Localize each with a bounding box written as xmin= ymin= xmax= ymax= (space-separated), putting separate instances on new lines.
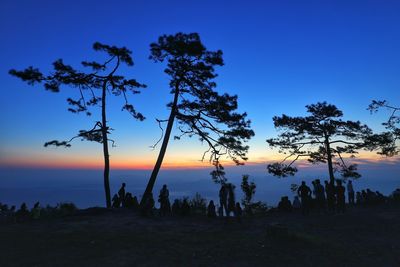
xmin=1 ymin=1 xmax=399 ymax=176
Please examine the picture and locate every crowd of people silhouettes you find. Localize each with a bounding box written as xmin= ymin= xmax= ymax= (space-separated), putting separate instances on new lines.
xmin=1 ymin=180 xmax=400 ymax=223
xmin=112 ymin=183 xmax=140 ymax=210
xmin=275 ymin=179 xmax=397 ymax=215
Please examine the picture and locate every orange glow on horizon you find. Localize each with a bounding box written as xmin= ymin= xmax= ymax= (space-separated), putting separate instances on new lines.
xmin=0 ymin=155 xmax=218 ymax=170
xmin=2 ymin=151 xmax=399 ymax=170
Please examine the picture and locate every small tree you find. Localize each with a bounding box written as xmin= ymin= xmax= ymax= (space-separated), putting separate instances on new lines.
xmin=368 ymin=100 xmax=399 ymax=156
xmin=241 ymin=175 xmax=256 ymax=214
xmin=9 ymin=43 xmax=146 ymax=208
xmin=267 ymin=102 xmax=372 ymax=182
xmin=140 ymin=33 xmax=254 ymax=205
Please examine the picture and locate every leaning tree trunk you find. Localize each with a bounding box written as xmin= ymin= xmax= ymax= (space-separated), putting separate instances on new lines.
xmin=101 ymin=81 xmax=112 ymax=208
xmin=325 ymin=135 xmax=335 ymax=184
xmin=140 ymin=87 xmax=180 ymax=207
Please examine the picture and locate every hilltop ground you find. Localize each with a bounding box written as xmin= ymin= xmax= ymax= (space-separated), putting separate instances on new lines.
xmin=1 ymin=204 xmax=399 ymax=267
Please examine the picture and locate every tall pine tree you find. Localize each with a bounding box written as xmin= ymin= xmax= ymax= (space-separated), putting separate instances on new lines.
xmin=10 ymin=42 xmax=146 ymax=207
xmin=141 ymin=33 xmax=254 ymax=205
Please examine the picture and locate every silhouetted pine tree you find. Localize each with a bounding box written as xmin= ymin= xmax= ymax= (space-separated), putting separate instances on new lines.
xmin=368 ymin=100 xmax=399 ymax=156
xmin=9 ymin=43 xmax=146 ymax=208
xmin=267 ymin=102 xmax=373 ymax=182
xmin=140 ymin=33 xmax=254 ymax=206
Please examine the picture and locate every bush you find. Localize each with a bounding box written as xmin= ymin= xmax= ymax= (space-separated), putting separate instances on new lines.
xmin=249 ymin=201 xmax=268 ymax=215
xmin=190 ymin=193 xmax=207 ymax=216
xmin=39 ymin=203 xmax=78 ymax=218
xmin=58 ymin=202 xmax=77 ymax=216
xmin=241 ymin=175 xmax=256 ymax=214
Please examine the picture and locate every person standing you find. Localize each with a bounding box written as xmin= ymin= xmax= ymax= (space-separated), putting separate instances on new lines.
xmin=31 ymin=202 xmax=41 ymax=220
xmin=158 ymin=184 xmax=171 ymax=216
xmin=112 ymin=194 xmax=120 ymax=208
xmin=118 ymin=183 xmax=126 ymax=207
xmin=293 ymin=196 xmax=301 ymax=210
xmin=146 ymin=193 xmax=155 ymax=216
xmin=297 ymin=181 xmax=312 ymax=215
xmin=227 ymin=184 xmax=236 ymax=217
xmin=314 ymin=179 xmax=326 ymax=213
xmin=347 ymin=180 xmax=355 ymax=205
xmin=336 ymin=180 xmax=346 ymax=213
xmin=235 ymin=202 xmax=243 ymax=222
xmin=219 ymin=184 xmax=228 ymax=216
xmin=325 ymin=180 xmax=335 ymax=212
xmin=207 ymin=200 xmax=217 ymax=218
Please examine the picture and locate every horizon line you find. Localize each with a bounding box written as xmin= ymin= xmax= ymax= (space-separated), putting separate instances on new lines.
xmin=1 ymin=155 xmax=399 ymax=171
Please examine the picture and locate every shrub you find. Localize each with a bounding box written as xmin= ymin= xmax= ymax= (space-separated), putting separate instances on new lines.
xmin=190 ymin=193 xmax=207 ymax=216
xmin=58 ymin=202 xmax=77 ymax=216
xmin=241 ymin=175 xmax=257 ymax=215
xmin=249 ymin=201 xmax=268 ymax=215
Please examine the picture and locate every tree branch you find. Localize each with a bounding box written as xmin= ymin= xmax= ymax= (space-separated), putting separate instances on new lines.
xmin=150 ymin=119 xmax=168 ymax=149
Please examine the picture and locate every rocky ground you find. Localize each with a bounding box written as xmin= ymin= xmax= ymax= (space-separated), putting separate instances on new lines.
xmin=1 ymin=204 xmax=399 ymax=267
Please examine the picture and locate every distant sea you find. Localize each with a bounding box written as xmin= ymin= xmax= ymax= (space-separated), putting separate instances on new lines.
xmin=1 ymin=163 xmax=399 ymax=209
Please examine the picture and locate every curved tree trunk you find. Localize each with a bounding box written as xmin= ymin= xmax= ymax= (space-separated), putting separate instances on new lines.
xmin=325 ymin=135 xmax=335 ymax=184
xmin=140 ymin=87 xmax=180 ymax=207
xmin=101 ymin=81 xmax=111 ymax=208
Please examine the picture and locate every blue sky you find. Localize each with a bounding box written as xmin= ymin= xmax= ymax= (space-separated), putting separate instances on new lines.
xmin=1 ymin=0 xmax=399 ymax=170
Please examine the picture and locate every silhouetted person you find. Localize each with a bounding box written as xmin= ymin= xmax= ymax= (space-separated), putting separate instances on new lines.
xmin=311 ymin=180 xmax=317 ymax=200
xmin=219 ymin=184 xmax=228 ymax=216
xmin=132 ymin=196 xmax=139 ymax=210
xmin=314 ymin=179 xmax=326 ymax=213
xmin=376 ymin=191 xmax=385 ymax=204
xmin=335 ymin=180 xmax=346 ymax=213
xmin=325 ymin=180 xmax=335 ymax=212
xmin=112 ymin=194 xmax=120 ymax=208
xmin=143 ymin=193 xmax=155 ymax=216
xmin=227 ymin=184 xmax=236 ymax=217
xmin=366 ymin=189 xmax=377 ymax=204
xmin=5 ymin=205 xmax=16 ymax=223
xmin=207 ymin=200 xmax=216 ymax=218
xmin=356 ymin=191 xmax=363 ymax=205
xmin=293 ymin=196 xmax=301 ymax=210
xmin=347 ymin=180 xmax=355 ymax=205
xmin=361 ymin=190 xmax=368 ymax=205
xmin=392 ymin=188 xmax=400 ymax=201
xmin=181 ymin=198 xmax=190 ymax=216
xmin=118 ymin=183 xmax=126 ymax=207
xmin=124 ymin=193 xmax=131 ymax=208
xmin=16 ymin=203 xmax=30 ymax=222
xmin=172 ymin=199 xmax=180 ymax=216
xmin=278 ymin=197 xmax=285 ymax=211
xmin=158 ymin=184 xmax=171 ymax=216
xmin=235 ymin=202 xmax=243 ymax=221
xmin=218 ymin=206 xmax=223 ymax=217
xmin=31 ymin=202 xmax=41 ymax=220
xmin=297 ymin=181 xmax=311 ymax=215
xmin=278 ymin=196 xmax=292 ymax=212
xmin=125 ymin=193 xmax=134 ymax=209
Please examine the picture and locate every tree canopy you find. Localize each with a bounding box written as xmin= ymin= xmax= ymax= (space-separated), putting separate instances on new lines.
xmin=9 ymin=42 xmax=146 ymax=123
xmin=267 ymin=102 xmax=373 ymax=181
xmin=155 ymin=33 xmax=254 ymax=179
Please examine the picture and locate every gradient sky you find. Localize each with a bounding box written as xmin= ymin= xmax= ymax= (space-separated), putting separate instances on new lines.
xmin=1 ymin=0 xmax=400 ymax=170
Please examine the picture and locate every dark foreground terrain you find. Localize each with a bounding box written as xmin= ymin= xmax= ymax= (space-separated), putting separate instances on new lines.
xmin=1 ymin=204 xmax=399 ymax=267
